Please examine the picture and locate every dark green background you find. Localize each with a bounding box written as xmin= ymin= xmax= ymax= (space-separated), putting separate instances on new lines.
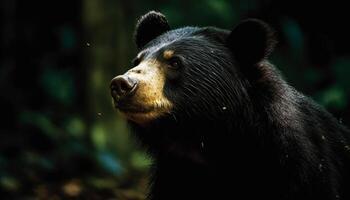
xmin=1 ymin=0 xmax=349 ymax=199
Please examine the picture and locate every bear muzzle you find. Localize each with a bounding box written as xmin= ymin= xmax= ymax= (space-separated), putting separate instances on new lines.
xmin=110 ymin=75 xmax=139 ymax=101
xmin=110 ymin=60 xmax=173 ymax=124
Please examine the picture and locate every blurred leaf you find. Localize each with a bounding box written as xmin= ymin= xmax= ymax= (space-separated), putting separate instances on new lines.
xmin=41 ymin=67 xmax=75 ymax=106
xmin=65 ymin=117 xmax=86 ymax=138
xmin=97 ymin=152 xmax=123 ymax=176
xmin=20 ymin=111 xmax=60 ymax=139
xmin=63 ymin=141 xmax=88 ymax=155
xmin=303 ymin=67 xmax=323 ymax=87
xmin=91 ymin=67 xmax=105 ymax=91
xmin=21 ymin=152 xmax=54 ymax=170
xmin=87 ymin=177 xmax=118 ymax=189
xmin=161 ymin=0 xmax=236 ymax=28
xmin=107 ymin=116 xmax=132 ymax=158
xmin=333 ymin=57 xmax=350 ymax=93
xmin=0 ymin=176 xmax=20 ymax=192
xmin=315 ymin=85 xmax=347 ymax=110
xmin=130 ymin=152 xmax=152 ymax=171
xmin=282 ymin=18 xmax=304 ymax=60
xmin=59 ymin=26 xmax=77 ymax=51
xmin=116 ymin=188 xmax=146 ymax=200
xmin=206 ymin=0 xmax=235 ymax=24
xmin=91 ymin=123 xmax=107 ymax=150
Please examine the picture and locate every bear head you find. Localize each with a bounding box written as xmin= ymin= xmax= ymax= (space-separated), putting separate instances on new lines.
xmin=110 ymin=11 xmax=277 ymax=129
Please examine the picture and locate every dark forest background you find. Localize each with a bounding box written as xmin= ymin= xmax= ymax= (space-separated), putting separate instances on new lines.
xmin=1 ymin=0 xmax=350 ymax=199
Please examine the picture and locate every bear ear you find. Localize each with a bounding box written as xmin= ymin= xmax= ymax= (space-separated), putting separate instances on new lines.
xmin=227 ymin=19 xmax=276 ymax=65
xmin=134 ymin=11 xmax=170 ymax=49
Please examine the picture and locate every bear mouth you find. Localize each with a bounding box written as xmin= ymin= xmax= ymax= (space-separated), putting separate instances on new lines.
xmin=115 ymin=103 xmax=154 ymax=114
xmin=114 ymin=101 xmax=172 ymax=125
xmin=117 ymin=105 xmax=162 ymax=125
xmin=112 ymin=88 xmax=174 ymax=124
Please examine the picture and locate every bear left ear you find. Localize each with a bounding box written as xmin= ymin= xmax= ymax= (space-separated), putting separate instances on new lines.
xmin=227 ymin=19 xmax=276 ymax=65
xmin=134 ymin=11 xmax=170 ymax=49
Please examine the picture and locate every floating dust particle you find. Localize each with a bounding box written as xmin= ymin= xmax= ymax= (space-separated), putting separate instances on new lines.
xmin=345 ymin=145 xmax=350 ymax=151
xmin=222 ymin=106 xmax=227 ymax=110
xmin=97 ymin=112 xmax=102 ymax=116
xmin=86 ymin=42 xmax=90 ymax=47
xmin=319 ymin=163 xmax=323 ymax=172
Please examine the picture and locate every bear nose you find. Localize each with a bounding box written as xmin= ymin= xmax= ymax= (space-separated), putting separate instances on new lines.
xmin=110 ymin=75 xmax=138 ymax=99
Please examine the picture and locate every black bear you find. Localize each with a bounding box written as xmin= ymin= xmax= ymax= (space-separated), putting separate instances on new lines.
xmin=110 ymin=11 xmax=350 ymax=200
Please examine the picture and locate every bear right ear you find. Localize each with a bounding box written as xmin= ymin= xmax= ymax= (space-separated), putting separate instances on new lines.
xmin=134 ymin=11 xmax=170 ymax=49
xmin=227 ymin=19 xmax=276 ymax=65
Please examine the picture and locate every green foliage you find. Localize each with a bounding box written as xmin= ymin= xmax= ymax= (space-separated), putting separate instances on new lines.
xmin=41 ymin=67 xmax=75 ymax=106
xmin=0 ymin=177 xmax=20 ymax=192
xmin=130 ymin=152 xmax=152 ymax=171
xmin=333 ymin=58 xmax=350 ymax=93
xmin=316 ymin=85 xmax=348 ymax=110
xmin=152 ymin=0 xmax=237 ymax=29
xmin=96 ymin=151 xmax=123 ymax=176
xmin=282 ymin=18 xmax=305 ymax=60
xmin=65 ymin=117 xmax=86 ymax=138
xmin=20 ymin=111 xmax=61 ymax=139
xmin=59 ymin=26 xmax=77 ymax=51
xmin=91 ymin=122 xmax=108 ymax=150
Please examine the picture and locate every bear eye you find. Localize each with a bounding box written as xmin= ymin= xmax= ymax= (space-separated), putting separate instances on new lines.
xmin=168 ymin=57 xmax=182 ymax=70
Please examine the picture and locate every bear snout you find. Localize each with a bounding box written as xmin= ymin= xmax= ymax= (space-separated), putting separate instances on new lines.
xmin=110 ymin=75 xmax=138 ymax=100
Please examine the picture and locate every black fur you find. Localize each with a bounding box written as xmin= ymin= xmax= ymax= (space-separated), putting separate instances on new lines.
xmin=128 ymin=12 xmax=350 ymax=200
xmin=227 ymin=19 xmax=277 ymax=65
xmin=134 ymin=11 xmax=170 ymax=49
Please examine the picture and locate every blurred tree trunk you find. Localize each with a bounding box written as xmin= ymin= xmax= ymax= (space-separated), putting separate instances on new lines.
xmin=82 ymin=0 xmax=138 ymax=162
